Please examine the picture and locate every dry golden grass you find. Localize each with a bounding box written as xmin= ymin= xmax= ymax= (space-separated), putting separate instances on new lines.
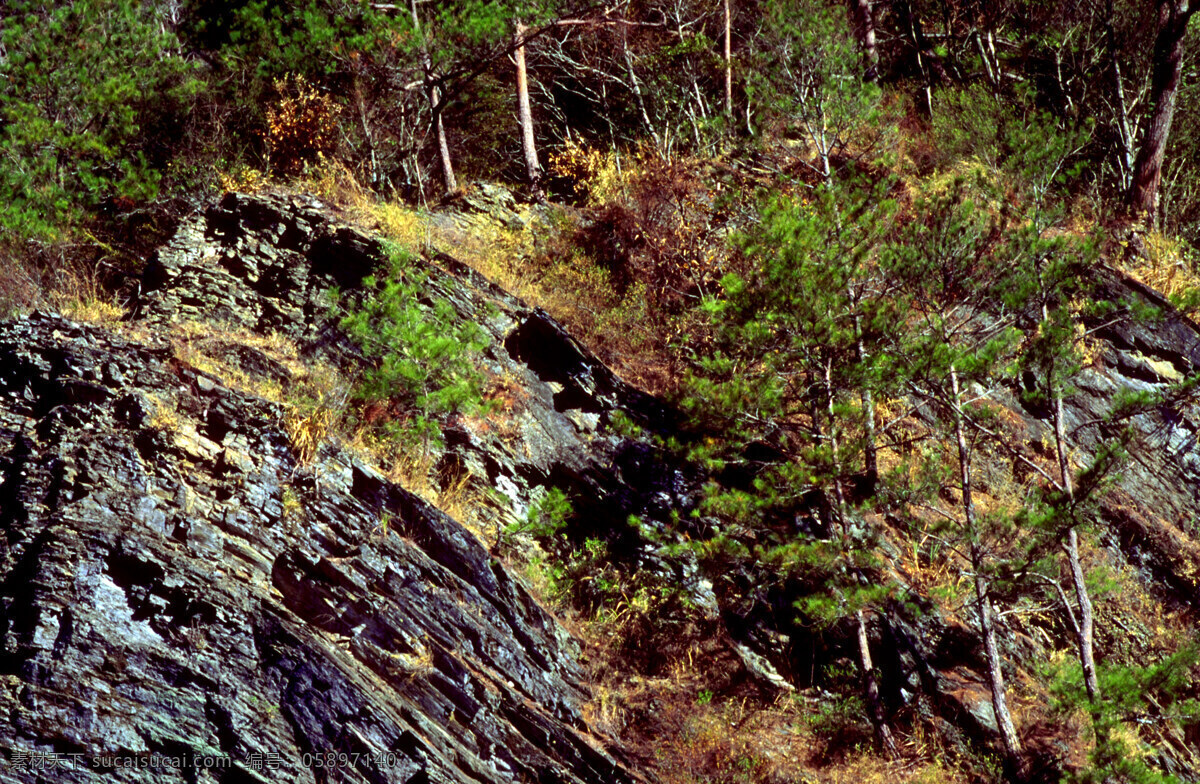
xmin=303 ymin=154 xmax=376 ymax=213
xmin=434 ymin=472 xmax=487 ymax=529
xmin=168 ymin=322 xmax=287 ymax=393
xmin=284 ymin=162 xmax=695 ymax=395
xmin=49 ymin=249 xmax=127 ymax=325
xmin=163 ymin=319 xmax=359 ymax=468
xmin=340 ymin=427 xmax=503 ymax=548
xmin=813 ymin=752 xmax=969 ymax=784
xmin=342 ymin=426 xmax=437 ymax=493
xmin=280 ymin=486 xmax=303 ymax=519
xmin=145 ymin=393 xmax=182 ymax=434
xmin=547 ymin=138 xmax=629 ymax=205
xmin=217 ymin=164 xmax=271 ymax=194
xmin=1086 ymin=502 xmax=1198 ymax=655
xmin=56 ymin=294 xmax=125 ymax=326
xmin=369 ymin=201 xmax=435 ymax=254
xmin=14 ymin=237 xmax=132 ymax=326
xmin=1118 ymin=229 xmax=1200 ymax=309
xmin=387 ymin=635 xmax=437 ymax=679
xmin=584 ymin=660 xmax=974 ymax=784
xmin=285 ymin=404 xmax=334 ymax=465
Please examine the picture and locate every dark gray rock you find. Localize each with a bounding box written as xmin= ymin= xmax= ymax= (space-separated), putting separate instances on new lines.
xmin=0 ymin=310 xmax=640 ymax=783
xmin=0 ymin=189 xmax=721 ymax=783
xmin=134 ymin=191 xmax=717 ymax=622
xmin=30 ymin=187 xmax=1200 ymax=781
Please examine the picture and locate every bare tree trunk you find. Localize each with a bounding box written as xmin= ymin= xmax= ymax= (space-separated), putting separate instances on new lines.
xmin=823 ymin=360 xmax=895 ymax=757
xmin=1067 ymin=527 xmax=1098 ymax=698
xmin=685 ymin=105 xmax=701 ymax=149
xmin=411 ymin=150 xmax=426 ymax=206
xmin=411 ymin=0 xmax=457 ymax=194
xmin=1034 ymin=271 xmax=1101 ymax=704
xmin=1113 ymin=55 xmax=1138 ymax=190
xmin=432 ymin=103 xmax=456 ymax=194
xmin=825 ymin=359 xmax=851 ymax=523
xmin=856 ymin=610 xmax=898 ymax=757
xmin=974 ymin=29 xmax=1000 ymax=94
xmin=1129 ymin=0 xmax=1196 ymax=220
xmin=1052 ymin=387 xmax=1099 ymax=702
xmin=515 ymin=20 xmax=543 ymax=202
xmin=1106 ymin=2 xmax=1138 ymax=191
xmin=850 ymin=305 xmax=877 ymax=489
xmin=949 ymin=366 xmax=1025 ymax=778
xmin=622 ymin=26 xmax=661 ymax=150
xmin=354 ymin=85 xmax=379 ymax=187
xmin=849 ymin=0 xmax=877 ymax=78
xmin=860 ymin=380 xmax=878 ymax=487
xmin=723 ymin=0 xmax=733 ymax=115
xmin=692 ymin=79 xmax=709 ymax=120
xmin=896 ymin=0 xmax=933 ymax=116
xmin=974 ymin=567 xmax=1025 ymax=777
xmin=1030 ymin=246 xmax=1099 ymax=706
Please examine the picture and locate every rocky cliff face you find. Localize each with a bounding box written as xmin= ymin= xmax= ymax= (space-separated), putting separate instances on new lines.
xmin=1075 ymin=272 xmax=1200 ymax=601
xmin=872 ymin=268 xmax=1200 ymax=777
xmin=4 ymin=189 xmax=1200 ymax=783
xmin=0 ymin=192 xmax=667 ymax=783
xmin=137 ymin=192 xmax=706 ymax=583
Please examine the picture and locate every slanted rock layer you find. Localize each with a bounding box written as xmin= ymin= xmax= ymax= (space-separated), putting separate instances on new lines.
xmin=4 ymin=190 xmax=1200 ymax=782
xmin=0 ymin=192 xmax=654 ymax=783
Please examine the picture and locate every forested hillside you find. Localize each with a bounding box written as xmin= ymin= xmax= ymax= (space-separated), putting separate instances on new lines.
xmin=4 ymin=2 xmax=1200 ymax=783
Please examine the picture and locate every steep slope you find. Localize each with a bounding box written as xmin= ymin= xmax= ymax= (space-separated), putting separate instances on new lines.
xmin=866 ymin=266 xmax=1200 ymax=778
xmin=0 ymin=192 xmax=659 ymax=783
xmin=5 ymin=188 xmax=1200 ymax=783
xmin=1073 ymin=271 xmax=1200 ymax=598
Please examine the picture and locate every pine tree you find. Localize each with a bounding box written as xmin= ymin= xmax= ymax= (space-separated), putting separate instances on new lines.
xmin=1005 ymin=217 xmax=1105 ymax=704
xmin=0 ymin=0 xmax=200 ymax=239
xmin=999 ymin=112 xmax=1104 ymax=707
xmin=688 ymin=177 xmax=901 ymax=754
xmin=882 ymin=180 xmax=1027 ymax=776
xmin=746 ymin=0 xmax=883 ymax=180
xmin=334 ymin=244 xmax=490 ymax=449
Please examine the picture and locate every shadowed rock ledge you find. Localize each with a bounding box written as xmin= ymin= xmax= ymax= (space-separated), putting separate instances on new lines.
xmin=11 ymin=188 xmax=1200 ymax=782
xmin=0 ymin=192 xmax=650 ymax=783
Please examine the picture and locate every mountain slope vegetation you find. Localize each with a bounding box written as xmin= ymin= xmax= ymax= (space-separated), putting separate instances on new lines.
xmin=4 ymin=2 xmax=1200 ymax=783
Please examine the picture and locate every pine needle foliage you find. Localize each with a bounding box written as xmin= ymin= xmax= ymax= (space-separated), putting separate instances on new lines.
xmin=0 ymin=0 xmax=201 ymax=240
xmin=335 ymin=243 xmax=489 ymax=448
xmin=682 ymin=175 xmax=902 ymax=644
xmin=1050 ymin=644 xmax=1200 ymax=784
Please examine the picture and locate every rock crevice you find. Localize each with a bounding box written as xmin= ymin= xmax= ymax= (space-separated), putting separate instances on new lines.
xmin=0 ymin=191 xmax=646 ymax=784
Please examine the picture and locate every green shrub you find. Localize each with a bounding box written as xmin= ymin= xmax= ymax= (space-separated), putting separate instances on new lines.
xmin=1048 ymin=644 xmax=1200 ymax=784
xmin=0 ymin=0 xmax=201 ymax=241
xmin=336 ymin=243 xmax=489 ymax=448
xmin=505 ymin=487 xmax=574 ymax=541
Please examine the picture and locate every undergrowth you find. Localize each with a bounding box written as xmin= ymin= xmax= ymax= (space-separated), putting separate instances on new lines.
xmin=18 ymin=114 xmax=1200 ymax=784
xmin=333 ymin=241 xmax=491 ymax=451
